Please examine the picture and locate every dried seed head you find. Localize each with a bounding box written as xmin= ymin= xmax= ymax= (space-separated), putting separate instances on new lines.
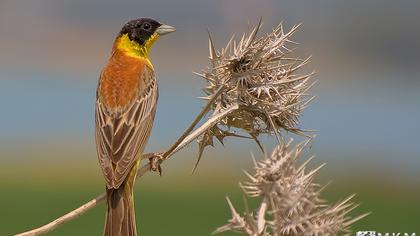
xmin=216 ymin=141 xmax=368 ymax=236
xmin=198 ymin=20 xmax=315 ymax=139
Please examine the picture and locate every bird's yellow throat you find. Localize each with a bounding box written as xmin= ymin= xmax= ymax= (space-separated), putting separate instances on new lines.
xmin=117 ymin=33 xmax=159 ymax=67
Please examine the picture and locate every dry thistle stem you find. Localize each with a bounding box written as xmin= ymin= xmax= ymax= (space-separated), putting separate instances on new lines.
xmin=215 ymin=140 xmax=369 ymax=236
xmin=195 ymin=20 xmax=315 ymax=166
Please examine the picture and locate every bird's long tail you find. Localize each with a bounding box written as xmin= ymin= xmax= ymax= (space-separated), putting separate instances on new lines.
xmin=104 ymin=162 xmax=139 ymax=236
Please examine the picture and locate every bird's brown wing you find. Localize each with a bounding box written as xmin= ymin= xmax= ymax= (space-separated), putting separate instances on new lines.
xmin=95 ymin=67 xmax=158 ymax=189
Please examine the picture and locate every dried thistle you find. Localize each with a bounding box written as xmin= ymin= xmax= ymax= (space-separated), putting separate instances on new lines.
xmin=195 ymin=20 xmax=315 ymax=166
xmin=215 ymin=141 xmax=369 ymax=236
xmin=14 ymin=18 xmax=368 ymax=236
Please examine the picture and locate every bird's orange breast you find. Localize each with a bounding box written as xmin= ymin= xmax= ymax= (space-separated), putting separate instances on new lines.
xmin=99 ymin=47 xmax=149 ymax=112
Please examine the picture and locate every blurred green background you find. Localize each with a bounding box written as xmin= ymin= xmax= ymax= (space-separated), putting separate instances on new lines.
xmin=1 ymin=0 xmax=419 ymax=235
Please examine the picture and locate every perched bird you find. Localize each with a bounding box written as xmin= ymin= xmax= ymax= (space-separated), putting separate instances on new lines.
xmin=95 ymin=18 xmax=175 ymax=236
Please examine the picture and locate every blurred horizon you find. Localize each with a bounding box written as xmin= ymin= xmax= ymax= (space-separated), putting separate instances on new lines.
xmin=1 ymin=0 xmax=419 ymax=180
xmin=1 ymin=0 xmax=419 ymax=235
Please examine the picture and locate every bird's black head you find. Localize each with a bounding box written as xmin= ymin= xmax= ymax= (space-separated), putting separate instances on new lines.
xmin=119 ymin=18 xmax=175 ymax=46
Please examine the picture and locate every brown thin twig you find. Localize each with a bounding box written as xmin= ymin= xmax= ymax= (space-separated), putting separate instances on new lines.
xmin=15 ymin=103 xmax=238 ymax=236
xmin=15 ymin=193 xmax=106 ymax=236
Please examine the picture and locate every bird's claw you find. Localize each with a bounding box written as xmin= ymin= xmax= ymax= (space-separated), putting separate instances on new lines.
xmin=149 ymin=153 xmax=164 ymax=176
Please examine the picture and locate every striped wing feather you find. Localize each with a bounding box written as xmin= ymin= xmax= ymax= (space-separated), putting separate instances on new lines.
xmin=95 ymin=68 xmax=158 ymax=189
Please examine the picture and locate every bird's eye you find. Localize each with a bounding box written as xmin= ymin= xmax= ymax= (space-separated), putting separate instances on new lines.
xmin=142 ymin=23 xmax=151 ymax=30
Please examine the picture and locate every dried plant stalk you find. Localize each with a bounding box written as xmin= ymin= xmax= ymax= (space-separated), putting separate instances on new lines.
xmin=14 ymin=103 xmax=235 ymax=236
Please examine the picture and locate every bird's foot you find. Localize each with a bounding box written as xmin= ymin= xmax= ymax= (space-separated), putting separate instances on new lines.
xmin=148 ymin=152 xmax=164 ymax=176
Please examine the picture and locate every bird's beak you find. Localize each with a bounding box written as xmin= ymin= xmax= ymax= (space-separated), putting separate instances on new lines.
xmin=156 ymin=24 xmax=176 ymax=36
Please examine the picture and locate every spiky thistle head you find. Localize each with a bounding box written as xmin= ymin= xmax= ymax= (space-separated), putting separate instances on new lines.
xmin=215 ymin=141 xmax=369 ymax=236
xmin=197 ymin=19 xmax=315 ymax=139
